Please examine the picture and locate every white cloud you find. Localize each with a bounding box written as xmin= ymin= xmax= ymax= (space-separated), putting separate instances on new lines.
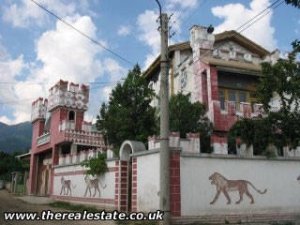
xmin=2 ymin=0 xmax=88 ymax=28
xmin=0 ymin=15 xmax=126 ymax=124
xmin=0 ymin=53 xmax=27 ymax=124
xmin=166 ymin=0 xmax=198 ymax=9
xmin=137 ymin=10 xmax=161 ymax=68
xmin=118 ymin=25 xmax=131 ymax=36
xmin=211 ymin=0 xmax=277 ymax=51
xmin=34 ymin=15 xmax=102 ymax=85
xmin=136 ymin=0 xmax=195 ymax=69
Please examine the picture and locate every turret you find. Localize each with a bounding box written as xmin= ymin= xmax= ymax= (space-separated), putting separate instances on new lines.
xmin=31 ymin=97 xmax=47 ymax=123
xmin=47 ymin=80 xmax=89 ymax=112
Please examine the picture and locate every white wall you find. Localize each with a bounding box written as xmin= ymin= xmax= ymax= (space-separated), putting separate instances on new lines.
xmin=53 ymin=160 xmax=115 ymax=200
xmin=181 ymin=156 xmax=300 ymax=216
xmin=136 ymin=152 xmax=160 ymax=212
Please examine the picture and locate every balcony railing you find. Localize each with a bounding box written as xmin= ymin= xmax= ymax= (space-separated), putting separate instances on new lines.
xmin=37 ymin=133 xmax=51 ymax=146
xmin=63 ymin=130 xmax=105 ymax=147
xmin=59 ymin=120 xmax=75 ymax=131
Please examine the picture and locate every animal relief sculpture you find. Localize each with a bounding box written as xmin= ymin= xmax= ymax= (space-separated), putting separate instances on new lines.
xmin=209 ymin=172 xmax=267 ymax=205
xmin=84 ymin=175 xmax=107 ymax=198
xmin=60 ymin=176 xmax=75 ymax=196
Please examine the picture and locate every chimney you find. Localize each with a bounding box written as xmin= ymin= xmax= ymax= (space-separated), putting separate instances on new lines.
xmin=190 ymin=25 xmax=215 ymax=59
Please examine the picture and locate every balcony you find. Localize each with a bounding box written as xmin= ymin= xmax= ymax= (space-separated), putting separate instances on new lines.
xmin=37 ymin=133 xmax=51 ymax=146
xmin=59 ymin=120 xmax=75 ymax=131
xmin=63 ymin=130 xmax=105 ymax=147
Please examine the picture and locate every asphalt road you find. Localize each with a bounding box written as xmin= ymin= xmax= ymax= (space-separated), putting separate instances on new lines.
xmin=0 ymin=190 xmax=115 ymax=225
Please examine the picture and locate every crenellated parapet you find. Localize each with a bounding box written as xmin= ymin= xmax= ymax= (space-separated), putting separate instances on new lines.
xmin=213 ymin=100 xmax=265 ymax=132
xmin=31 ymin=97 xmax=48 ymax=122
xmin=148 ymin=132 xmax=200 ymax=153
xmin=47 ymin=80 xmax=89 ymax=111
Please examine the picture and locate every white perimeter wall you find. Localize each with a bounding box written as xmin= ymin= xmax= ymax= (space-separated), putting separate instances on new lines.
xmin=181 ymin=156 xmax=300 ymax=216
xmin=136 ymin=152 xmax=160 ymax=212
xmin=53 ymin=160 xmax=115 ymax=200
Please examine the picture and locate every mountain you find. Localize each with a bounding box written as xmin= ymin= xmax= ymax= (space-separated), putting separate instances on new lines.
xmin=0 ymin=121 xmax=32 ymax=154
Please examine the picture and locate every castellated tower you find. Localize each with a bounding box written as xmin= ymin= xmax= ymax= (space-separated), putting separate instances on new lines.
xmin=46 ymin=80 xmax=90 ymax=131
xmin=31 ymin=98 xmax=48 ymax=148
xmin=29 ymin=80 xmax=103 ymax=196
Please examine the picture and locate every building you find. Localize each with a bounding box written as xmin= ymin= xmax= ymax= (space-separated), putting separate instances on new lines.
xmin=29 ymin=80 xmax=105 ymax=196
xmin=144 ymin=25 xmax=279 ymax=154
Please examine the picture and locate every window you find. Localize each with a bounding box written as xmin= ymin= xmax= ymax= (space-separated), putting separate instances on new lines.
xmin=180 ymin=70 xmax=188 ymax=90
xmin=219 ymin=88 xmax=253 ymax=110
xmin=68 ymin=111 xmax=75 ymax=121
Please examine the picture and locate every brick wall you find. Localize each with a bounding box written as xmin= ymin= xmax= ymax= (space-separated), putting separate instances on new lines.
xmin=131 ymin=158 xmax=137 ymax=212
xmin=119 ymin=160 xmax=128 ymax=211
xmin=170 ymin=151 xmax=181 ymax=216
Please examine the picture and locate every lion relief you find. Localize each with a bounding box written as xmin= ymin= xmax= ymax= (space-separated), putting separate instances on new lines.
xmin=209 ymin=172 xmax=267 ymax=205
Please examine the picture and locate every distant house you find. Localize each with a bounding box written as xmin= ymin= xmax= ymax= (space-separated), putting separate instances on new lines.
xmin=28 ymin=80 xmax=105 ymax=196
xmin=144 ymin=25 xmax=279 ymax=154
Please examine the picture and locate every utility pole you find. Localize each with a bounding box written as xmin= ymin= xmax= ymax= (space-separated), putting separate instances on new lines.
xmin=155 ymin=0 xmax=170 ymax=224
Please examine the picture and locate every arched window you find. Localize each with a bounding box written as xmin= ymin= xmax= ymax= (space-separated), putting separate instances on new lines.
xmin=68 ymin=111 xmax=75 ymax=121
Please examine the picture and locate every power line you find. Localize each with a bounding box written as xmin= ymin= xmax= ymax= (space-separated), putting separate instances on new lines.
xmin=0 ymin=99 xmax=34 ymax=105
xmin=29 ymin=0 xmax=134 ymax=66
xmin=238 ymin=0 xmax=284 ymax=33
xmin=0 ymin=80 xmax=120 ymax=85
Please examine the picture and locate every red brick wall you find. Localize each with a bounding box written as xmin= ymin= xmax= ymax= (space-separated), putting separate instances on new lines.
xmin=131 ymin=158 xmax=137 ymax=212
xmin=28 ymin=153 xmax=38 ymax=194
xmin=119 ymin=160 xmax=128 ymax=211
xmin=115 ymin=161 xmax=119 ymax=209
xmin=75 ymin=111 xmax=84 ymax=130
xmin=213 ymin=101 xmax=237 ymax=132
xmin=31 ymin=120 xmax=45 ymax=151
xmin=210 ymin=66 xmax=219 ymax=101
xmin=202 ymin=72 xmax=208 ymax=107
xmin=170 ymin=151 xmax=181 ymax=217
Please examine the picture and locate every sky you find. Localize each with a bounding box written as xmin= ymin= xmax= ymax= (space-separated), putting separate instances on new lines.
xmin=0 ymin=0 xmax=299 ymax=125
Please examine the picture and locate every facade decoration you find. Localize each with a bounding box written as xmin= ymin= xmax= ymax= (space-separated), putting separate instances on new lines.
xmin=60 ymin=176 xmax=75 ymax=196
xmin=84 ymin=175 xmax=107 ymax=197
xmin=209 ymin=172 xmax=267 ymax=205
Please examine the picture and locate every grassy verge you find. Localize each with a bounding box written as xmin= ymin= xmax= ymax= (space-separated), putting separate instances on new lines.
xmin=49 ymin=201 xmax=99 ymax=212
xmin=49 ymin=201 xmax=159 ymax=225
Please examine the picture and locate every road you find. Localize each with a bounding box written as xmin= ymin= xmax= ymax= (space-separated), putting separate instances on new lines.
xmin=0 ymin=190 xmax=115 ymax=225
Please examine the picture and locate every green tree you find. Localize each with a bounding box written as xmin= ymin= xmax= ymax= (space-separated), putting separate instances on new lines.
xmin=256 ymin=42 xmax=300 ymax=150
xmin=0 ymin=151 xmax=24 ymax=180
xmin=96 ymin=64 xmax=157 ymax=148
xmin=81 ymin=153 xmax=108 ymax=176
xmin=285 ymin=0 xmax=300 ymax=8
xmin=169 ymin=93 xmax=212 ymax=152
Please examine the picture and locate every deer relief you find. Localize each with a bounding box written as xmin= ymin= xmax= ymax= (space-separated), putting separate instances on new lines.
xmin=84 ymin=175 xmax=107 ymax=198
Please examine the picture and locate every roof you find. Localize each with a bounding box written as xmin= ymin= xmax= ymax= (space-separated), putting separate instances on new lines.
xmin=16 ymin=151 xmax=31 ymax=160
xmin=202 ymin=57 xmax=262 ymax=74
xmin=143 ymin=30 xmax=270 ymax=79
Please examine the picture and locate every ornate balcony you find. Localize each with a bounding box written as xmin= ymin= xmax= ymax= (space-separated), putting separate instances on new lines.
xmin=37 ymin=133 xmax=51 ymax=146
xmin=63 ymin=130 xmax=105 ymax=147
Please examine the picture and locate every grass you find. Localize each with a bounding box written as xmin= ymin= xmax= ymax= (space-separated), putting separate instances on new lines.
xmin=271 ymin=222 xmax=295 ymax=225
xmin=49 ymin=201 xmax=99 ymax=212
xmin=49 ymin=202 xmax=159 ymax=225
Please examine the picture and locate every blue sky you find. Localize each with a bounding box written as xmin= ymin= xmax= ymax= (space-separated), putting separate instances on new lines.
xmin=0 ymin=0 xmax=299 ymax=124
